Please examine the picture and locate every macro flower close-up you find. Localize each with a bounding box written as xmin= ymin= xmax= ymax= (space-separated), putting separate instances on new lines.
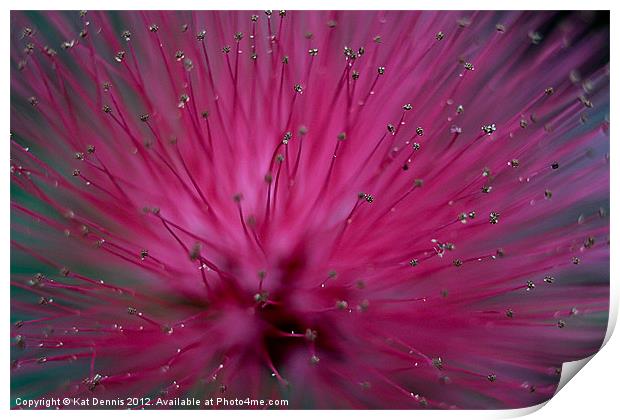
xmin=10 ymin=10 xmax=609 ymax=410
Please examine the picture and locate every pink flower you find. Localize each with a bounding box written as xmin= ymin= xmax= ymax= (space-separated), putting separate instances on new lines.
xmin=11 ymin=10 xmax=609 ymax=409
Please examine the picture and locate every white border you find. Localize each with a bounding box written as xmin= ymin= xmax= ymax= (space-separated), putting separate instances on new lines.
xmin=3 ymin=2 xmax=617 ymax=419
xmin=0 ymin=0 xmax=617 ymax=10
